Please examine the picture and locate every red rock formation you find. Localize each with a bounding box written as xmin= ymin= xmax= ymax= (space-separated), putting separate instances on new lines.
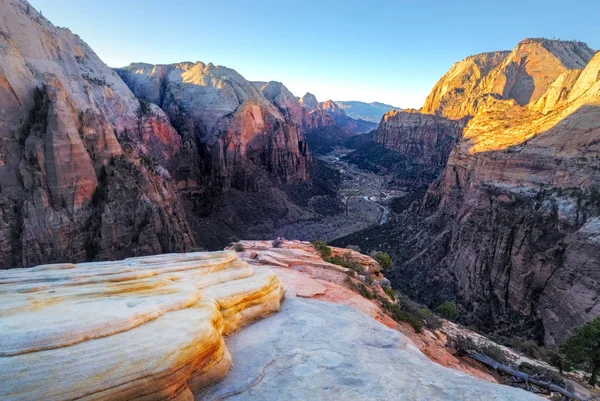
xmin=234 ymin=240 xmax=498 ymax=383
xmin=0 ymin=0 xmax=193 ymax=268
xmin=423 ymin=39 xmax=594 ymax=119
xmin=117 ymin=63 xmax=310 ymax=191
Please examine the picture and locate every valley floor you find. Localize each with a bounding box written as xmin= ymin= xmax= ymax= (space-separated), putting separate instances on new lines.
xmin=273 ymin=147 xmax=403 ymax=243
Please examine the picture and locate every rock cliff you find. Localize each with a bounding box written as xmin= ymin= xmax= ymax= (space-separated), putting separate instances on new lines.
xmin=350 ymin=42 xmax=600 ymax=348
xmin=116 ymin=63 xmax=309 ymax=190
xmin=423 ymin=39 xmax=595 ymax=119
xmin=374 ymin=109 xmax=467 ymax=184
xmin=0 ymin=0 xmax=193 ymax=268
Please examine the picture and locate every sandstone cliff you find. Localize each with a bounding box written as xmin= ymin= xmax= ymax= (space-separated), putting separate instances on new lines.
xmin=116 ymin=63 xmax=309 ymax=190
xmin=360 ymin=43 xmax=600 ymax=348
xmin=422 ymin=39 xmax=595 ymax=119
xmin=0 ymin=0 xmax=193 ymax=268
xmin=374 ymin=109 xmax=467 ymax=184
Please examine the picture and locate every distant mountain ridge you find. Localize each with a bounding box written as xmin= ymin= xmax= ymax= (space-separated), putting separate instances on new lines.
xmin=335 ymin=100 xmax=401 ymax=123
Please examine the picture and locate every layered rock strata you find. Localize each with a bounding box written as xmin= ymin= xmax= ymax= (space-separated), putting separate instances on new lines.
xmin=116 ymin=63 xmax=309 ymax=190
xmin=0 ymin=250 xmax=284 ymax=401
xmin=0 ymin=0 xmax=193 ymax=268
xmin=374 ymin=109 xmax=467 ymax=184
xmin=376 ymin=44 xmax=600 ymax=347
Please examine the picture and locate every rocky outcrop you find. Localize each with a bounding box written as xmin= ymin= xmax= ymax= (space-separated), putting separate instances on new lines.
xmin=299 ymin=92 xmax=319 ymax=111
xmin=0 ymin=0 xmax=193 ymax=268
xmin=423 ymin=39 xmax=595 ymax=119
xmin=233 ymin=240 xmax=498 ymax=382
xmin=374 ymin=109 xmax=467 ymax=184
xmin=0 ymin=250 xmax=284 ymax=400
xmin=201 ymin=240 xmax=542 ymax=400
xmin=202 ymin=297 xmax=543 ymax=401
xmin=380 ymin=44 xmax=600 ymax=347
xmin=1 ymin=242 xmax=547 ymax=400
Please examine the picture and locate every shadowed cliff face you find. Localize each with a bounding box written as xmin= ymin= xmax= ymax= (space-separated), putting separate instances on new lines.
xmin=373 ymin=109 xmax=467 ymax=185
xmin=335 ymin=44 xmax=600 ymax=348
xmin=116 ymin=63 xmax=309 ymax=191
xmin=0 ymin=0 xmax=194 ymax=268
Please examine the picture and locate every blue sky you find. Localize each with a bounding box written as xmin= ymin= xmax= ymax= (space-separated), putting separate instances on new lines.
xmin=30 ymin=0 xmax=600 ymax=108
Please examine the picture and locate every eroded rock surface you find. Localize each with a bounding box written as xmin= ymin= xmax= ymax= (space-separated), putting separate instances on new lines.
xmin=233 ymin=240 xmax=497 ymax=382
xmin=374 ymin=109 xmax=467 ymax=184
xmin=343 ymin=40 xmax=600 ymax=347
xmin=0 ymin=250 xmax=283 ymax=401
xmin=0 ymin=0 xmax=193 ymax=268
xmin=200 ymin=297 xmax=543 ymax=401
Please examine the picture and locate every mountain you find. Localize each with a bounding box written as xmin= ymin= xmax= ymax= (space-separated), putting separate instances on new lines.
xmin=116 ymin=63 xmax=309 ymax=190
xmin=335 ymin=100 xmax=401 ymax=123
xmin=319 ymin=99 xmax=377 ymax=133
xmin=299 ymin=92 xmax=319 ymax=111
xmin=334 ymin=39 xmax=600 ymax=348
xmin=299 ymin=93 xmax=378 ymax=134
xmin=0 ymin=0 xmax=194 ymax=268
xmin=422 ymin=39 xmax=595 ymax=118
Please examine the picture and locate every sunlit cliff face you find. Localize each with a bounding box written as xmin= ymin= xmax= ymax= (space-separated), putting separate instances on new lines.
xmin=456 ymin=51 xmax=600 ymax=155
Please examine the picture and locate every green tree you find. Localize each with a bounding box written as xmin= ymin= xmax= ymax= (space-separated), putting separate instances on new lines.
xmin=560 ymin=317 xmax=600 ymax=386
xmin=435 ymin=301 xmax=459 ymax=321
xmin=374 ymin=251 xmax=392 ymax=270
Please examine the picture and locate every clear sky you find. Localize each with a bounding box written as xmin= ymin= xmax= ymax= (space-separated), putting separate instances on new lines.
xmin=29 ymin=0 xmax=600 ymax=108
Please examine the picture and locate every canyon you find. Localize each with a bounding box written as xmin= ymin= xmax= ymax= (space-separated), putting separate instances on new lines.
xmin=1 ymin=0 xmax=600 ymax=399
xmin=334 ymin=38 xmax=600 ymax=350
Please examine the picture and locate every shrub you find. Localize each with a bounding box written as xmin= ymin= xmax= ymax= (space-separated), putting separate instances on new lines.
xmin=272 ymin=238 xmax=283 ymax=248
xmin=435 ymin=301 xmax=459 ymax=321
xmin=479 ymin=344 xmax=509 ymax=365
xmin=325 ymin=252 xmax=365 ymax=274
xmin=373 ymin=251 xmax=392 ymax=270
xmin=231 ymin=243 xmax=245 ymax=252
xmin=560 ymin=316 xmax=600 ymax=385
xmin=417 ymin=307 xmax=443 ymax=331
xmin=312 ymin=240 xmax=331 ymax=258
xmin=344 ymin=277 xmax=374 ymax=300
xmin=449 ymin=335 xmax=509 ymax=365
xmin=383 ymin=286 xmax=395 ymax=301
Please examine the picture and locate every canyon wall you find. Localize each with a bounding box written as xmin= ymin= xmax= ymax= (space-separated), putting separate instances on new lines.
xmin=116 ymin=63 xmax=310 ymax=191
xmin=374 ymin=109 xmax=467 ymax=184
xmin=384 ymin=43 xmax=600 ymax=347
xmin=0 ymin=0 xmax=194 ymax=268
